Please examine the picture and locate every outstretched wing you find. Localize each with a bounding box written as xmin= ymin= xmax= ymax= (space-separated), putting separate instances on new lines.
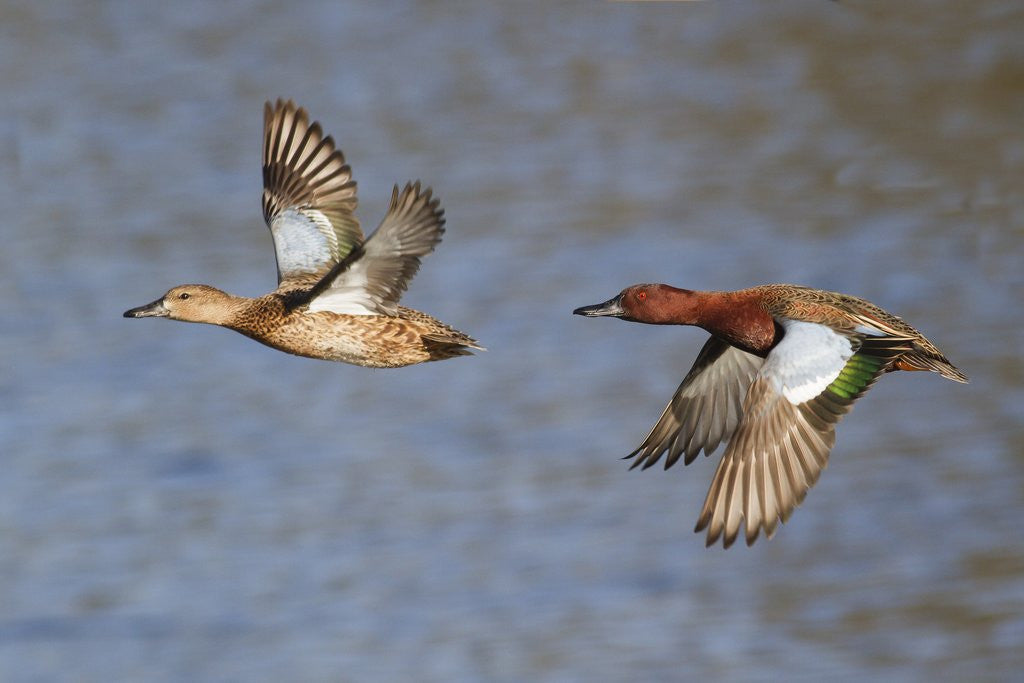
xmin=262 ymin=99 xmax=362 ymax=287
xmin=305 ymin=182 xmax=445 ymax=316
xmin=626 ymin=337 xmax=763 ymax=470
xmin=695 ymin=320 xmax=912 ymax=548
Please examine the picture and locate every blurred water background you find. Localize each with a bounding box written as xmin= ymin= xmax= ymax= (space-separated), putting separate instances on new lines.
xmin=2 ymin=1 xmax=1023 ymax=680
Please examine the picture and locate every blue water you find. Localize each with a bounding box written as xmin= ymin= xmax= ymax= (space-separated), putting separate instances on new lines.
xmin=2 ymin=1 xmax=1023 ymax=680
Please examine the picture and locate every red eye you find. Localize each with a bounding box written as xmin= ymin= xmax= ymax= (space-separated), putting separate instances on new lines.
xmin=637 ymin=291 xmax=647 ymax=301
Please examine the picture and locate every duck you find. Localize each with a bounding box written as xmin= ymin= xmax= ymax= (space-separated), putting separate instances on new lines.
xmin=574 ymin=283 xmax=967 ymax=548
xmin=124 ymin=99 xmax=481 ymax=368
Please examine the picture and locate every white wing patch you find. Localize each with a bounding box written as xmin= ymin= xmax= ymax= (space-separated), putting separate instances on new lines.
xmin=270 ymin=209 xmax=338 ymax=279
xmin=763 ymin=320 xmax=854 ymax=404
xmin=304 ymin=182 xmax=445 ymax=317
xmin=306 ymin=259 xmax=378 ymax=315
xmin=853 ymin=322 xmax=886 ymax=336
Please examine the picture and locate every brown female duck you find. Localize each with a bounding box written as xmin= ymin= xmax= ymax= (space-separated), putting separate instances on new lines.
xmin=575 ymin=283 xmax=967 ymax=548
xmin=125 ymin=99 xmax=481 ymax=368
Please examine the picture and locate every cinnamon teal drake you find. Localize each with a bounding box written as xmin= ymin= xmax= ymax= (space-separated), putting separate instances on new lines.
xmin=574 ymin=283 xmax=967 ymax=548
xmin=125 ymin=99 xmax=481 ymax=368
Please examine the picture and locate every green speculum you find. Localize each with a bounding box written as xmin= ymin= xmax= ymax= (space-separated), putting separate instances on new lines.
xmin=826 ymin=354 xmax=882 ymax=399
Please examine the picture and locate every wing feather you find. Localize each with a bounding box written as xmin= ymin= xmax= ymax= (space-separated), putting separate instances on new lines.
xmin=628 ymin=338 xmax=763 ymax=470
xmin=306 ymin=182 xmax=446 ymax=316
xmin=695 ymin=320 xmax=908 ymax=547
xmin=262 ymin=99 xmax=361 ymax=286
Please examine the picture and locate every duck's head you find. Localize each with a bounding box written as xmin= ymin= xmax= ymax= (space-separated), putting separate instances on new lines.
xmin=573 ymin=284 xmax=698 ymax=325
xmin=123 ymin=284 xmax=236 ymax=324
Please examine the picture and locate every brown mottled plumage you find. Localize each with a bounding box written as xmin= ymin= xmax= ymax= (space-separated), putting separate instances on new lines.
xmin=125 ymin=99 xmax=481 ymax=368
xmin=575 ymin=283 xmax=966 ymax=548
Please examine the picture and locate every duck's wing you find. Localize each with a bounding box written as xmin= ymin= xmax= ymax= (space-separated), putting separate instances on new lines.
xmin=302 ymin=182 xmax=445 ymax=316
xmin=262 ymin=99 xmax=362 ymax=287
xmin=626 ymin=337 xmax=764 ymax=470
xmin=695 ymin=319 xmax=913 ymax=548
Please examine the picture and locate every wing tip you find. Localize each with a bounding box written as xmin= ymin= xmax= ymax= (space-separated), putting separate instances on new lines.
xmin=265 ymin=97 xmax=303 ymax=130
xmin=696 ymin=516 xmax=773 ymax=549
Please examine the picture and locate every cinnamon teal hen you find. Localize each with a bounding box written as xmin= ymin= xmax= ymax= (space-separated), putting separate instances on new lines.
xmin=125 ymin=99 xmax=481 ymax=368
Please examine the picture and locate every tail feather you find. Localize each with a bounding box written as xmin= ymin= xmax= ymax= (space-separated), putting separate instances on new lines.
xmin=897 ymin=351 xmax=968 ymax=383
xmin=422 ymin=333 xmax=484 ymax=360
xmin=423 ymin=332 xmax=485 ymax=352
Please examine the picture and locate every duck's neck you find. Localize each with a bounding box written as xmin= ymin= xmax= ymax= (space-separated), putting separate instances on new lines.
xmin=693 ymin=290 xmax=777 ymax=356
xmin=199 ymin=295 xmax=263 ymax=329
xmin=220 ymin=295 xmax=285 ymax=334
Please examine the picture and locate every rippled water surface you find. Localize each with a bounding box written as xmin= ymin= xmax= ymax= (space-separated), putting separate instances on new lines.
xmin=2 ymin=1 xmax=1023 ymax=680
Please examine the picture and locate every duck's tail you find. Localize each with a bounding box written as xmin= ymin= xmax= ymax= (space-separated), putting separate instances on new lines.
xmin=893 ymin=349 xmax=968 ymax=383
xmin=423 ymin=330 xmax=485 ymax=358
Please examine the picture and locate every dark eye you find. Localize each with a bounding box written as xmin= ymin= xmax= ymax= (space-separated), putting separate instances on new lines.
xmin=179 ymin=292 xmax=190 ymax=300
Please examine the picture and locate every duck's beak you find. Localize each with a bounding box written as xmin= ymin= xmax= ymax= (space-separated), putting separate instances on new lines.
xmin=573 ymin=295 xmax=624 ymax=318
xmin=123 ymin=298 xmax=169 ymax=318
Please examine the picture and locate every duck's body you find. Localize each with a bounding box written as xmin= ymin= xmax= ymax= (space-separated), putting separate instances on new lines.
xmin=574 ymin=283 xmax=966 ymax=548
xmin=690 ymin=285 xmax=964 ymax=376
xmin=125 ymin=99 xmax=481 ymax=368
xmin=130 ymin=285 xmax=478 ymax=368
xmin=265 ymin=305 xmax=479 ymax=368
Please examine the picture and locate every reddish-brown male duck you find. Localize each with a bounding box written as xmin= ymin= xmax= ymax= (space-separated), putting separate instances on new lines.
xmin=124 ymin=99 xmax=481 ymax=368
xmin=574 ymin=283 xmax=967 ymax=548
